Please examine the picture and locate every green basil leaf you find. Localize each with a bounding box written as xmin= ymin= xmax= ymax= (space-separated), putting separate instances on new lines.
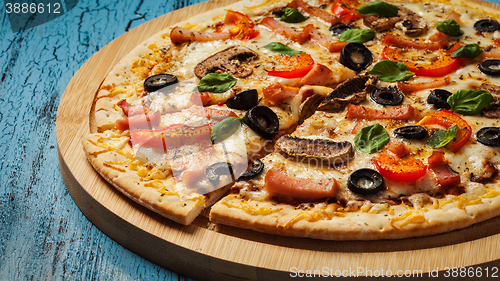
xmin=354 ymin=123 xmax=389 ymax=154
xmin=435 ymin=20 xmax=464 ymax=36
xmin=263 ymin=42 xmax=304 ymax=56
xmin=428 ymin=125 xmax=458 ymax=149
xmin=211 ymin=117 xmax=243 ymax=143
xmin=197 ymin=73 xmax=237 ymax=93
xmin=446 ymin=89 xmax=494 ymax=115
xmin=358 ymin=1 xmax=398 ymax=17
xmin=366 ymin=60 xmax=414 ymax=82
xmin=339 ymin=28 xmax=375 ymax=43
xmin=281 ymin=8 xmax=308 ymax=23
xmin=451 ymin=43 xmax=483 ymax=59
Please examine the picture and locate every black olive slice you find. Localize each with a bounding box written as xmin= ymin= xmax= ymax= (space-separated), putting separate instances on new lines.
xmin=479 ymin=60 xmax=500 ymax=76
xmin=348 ymin=169 xmax=385 ymax=195
xmin=474 ymin=19 xmax=500 ymax=33
xmin=205 ymin=162 xmax=235 ymax=186
xmin=226 ymin=89 xmax=259 ymax=110
xmin=238 ymin=159 xmax=264 ymax=181
xmin=144 ymin=74 xmax=178 ymax=92
xmin=243 ymin=106 xmax=279 ymax=139
xmin=370 ymin=87 xmax=404 ymax=106
xmin=394 ymin=125 xmax=428 ymax=140
xmin=271 ymin=8 xmax=284 ymax=17
xmin=476 ymin=127 xmax=500 ymax=146
xmin=329 ymin=22 xmax=354 ymax=35
xmin=427 ymin=89 xmax=452 ymax=110
xmin=339 ymin=42 xmax=373 ymax=72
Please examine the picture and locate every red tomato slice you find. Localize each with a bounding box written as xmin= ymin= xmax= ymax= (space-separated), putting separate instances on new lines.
xmin=417 ymin=110 xmax=472 ymax=152
xmin=374 ymin=153 xmax=427 ymax=182
xmin=267 ymin=53 xmax=315 ymax=78
xmin=381 ymin=46 xmax=462 ymax=77
xmin=224 ymin=10 xmax=259 ymax=40
xmin=331 ymin=0 xmax=362 ymax=23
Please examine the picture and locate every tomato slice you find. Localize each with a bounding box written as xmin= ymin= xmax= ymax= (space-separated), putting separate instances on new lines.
xmin=224 ymin=10 xmax=260 ymax=40
xmin=381 ymin=46 xmax=462 ymax=77
xmin=417 ymin=110 xmax=472 ymax=152
xmin=267 ymin=53 xmax=315 ymax=78
xmin=374 ymin=153 xmax=427 ymax=182
xmin=331 ymin=0 xmax=362 ymax=23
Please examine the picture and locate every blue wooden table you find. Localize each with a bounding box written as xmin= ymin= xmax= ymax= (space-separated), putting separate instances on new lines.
xmin=3 ymin=0 xmax=500 ymax=280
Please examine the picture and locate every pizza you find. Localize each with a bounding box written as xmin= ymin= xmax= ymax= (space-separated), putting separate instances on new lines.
xmin=82 ymin=0 xmax=500 ymax=240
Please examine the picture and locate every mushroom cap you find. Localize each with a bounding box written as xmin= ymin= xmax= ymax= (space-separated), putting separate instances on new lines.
xmin=194 ymin=46 xmax=258 ymax=79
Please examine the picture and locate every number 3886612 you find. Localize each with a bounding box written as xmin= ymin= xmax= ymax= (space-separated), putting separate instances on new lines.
xmin=5 ymin=2 xmax=61 ymax=14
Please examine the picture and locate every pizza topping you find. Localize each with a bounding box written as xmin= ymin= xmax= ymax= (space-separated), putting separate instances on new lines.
xmin=354 ymin=123 xmax=389 ymax=154
xmin=130 ymin=123 xmax=211 ymax=149
xmin=427 ymin=150 xmax=460 ymax=189
xmin=358 ymin=1 xmax=398 ymax=17
xmin=331 ymin=0 xmax=362 ymax=23
xmin=194 ymin=46 xmax=258 ymax=79
xmin=182 ymin=105 xmax=238 ymax=121
xmin=260 ymin=17 xmax=310 ymax=44
xmin=339 ymin=29 xmax=375 ymax=43
xmin=144 ymin=74 xmax=178 ymax=93
xmin=348 ymin=168 xmax=385 ymax=195
xmin=451 ymin=44 xmax=483 ymax=59
xmin=396 ymin=76 xmax=452 ymax=94
xmin=210 ymin=116 xmax=243 ymax=144
xmin=263 ymin=83 xmax=300 ymax=105
xmin=264 ymin=168 xmax=338 ymax=201
xmin=447 ymin=89 xmax=494 ymax=116
xmin=428 ymin=125 xmax=458 ymax=149
xmin=339 ymin=42 xmax=373 ymax=72
xmin=296 ymin=63 xmax=335 ymax=86
xmin=479 ymin=83 xmax=500 ymax=118
xmin=224 ymin=10 xmax=260 ymax=40
xmin=435 ymin=20 xmax=463 ymax=37
xmin=367 ymin=60 xmax=413 ymax=82
xmin=169 ymin=27 xmax=231 ymax=44
xmin=417 ymin=110 xmax=471 ymax=152
xmin=476 ymin=127 xmax=500 ymax=147
xmin=427 ymin=89 xmax=452 ymax=110
xmin=275 ymin=135 xmax=354 ymax=167
xmin=394 ymin=125 xmax=427 ymax=140
xmin=280 ymin=7 xmax=308 ymax=23
xmin=205 ymin=162 xmax=235 ymax=187
xmin=374 ymin=153 xmax=427 ymax=183
xmin=330 ymin=22 xmax=354 ymax=35
xmin=318 ymin=74 xmax=377 ymax=112
xmin=263 ymin=42 xmax=303 ymax=56
xmin=474 ymin=19 xmax=500 ymax=33
xmin=478 ymin=60 xmax=500 ymax=76
xmin=288 ymin=0 xmax=340 ymax=25
xmin=116 ymin=111 xmax=161 ymax=131
xmin=237 ymin=159 xmax=264 ymax=181
xmin=267 ymin=53 xmax=315 ymax=78
xmin=243 ymin=106 xmax=279 ymax=139
xmin=362 ymin=6 xmax=426 ymax=37
xmin=346 ymin=104 xmax=414 ymax=120
xmin=370 ymin=86 xmax=404 ymax=106
xmin=226 ymin=89 xmax=259 ymax=110
xmin=382 ymin=33 xmax=448 ymax=51
xmin=197 ymin=73 xmax=237 ymax=93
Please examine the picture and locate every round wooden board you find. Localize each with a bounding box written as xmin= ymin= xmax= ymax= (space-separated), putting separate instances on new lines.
xmin=57 ymin=0 xmax=500 ymax=279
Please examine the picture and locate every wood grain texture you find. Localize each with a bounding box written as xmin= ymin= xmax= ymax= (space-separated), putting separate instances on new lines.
xmin=56 ymin=0 xmax=500 ymax=280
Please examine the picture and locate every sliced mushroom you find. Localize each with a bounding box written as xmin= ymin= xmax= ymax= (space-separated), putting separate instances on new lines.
xmin=363 ymin=7 xmax=427 ymax=37
xmin=317 ymin=74 xmax=378 ymax=112
xmin=275 ymin=135 xmax=354 ymax=167
xmin=194 ymin=46 xmax=258 ymax=79
xmin=479 ymin=83 xmax=500 ymax=118
xmin=298 ymin=86 xmax=332 ymax=124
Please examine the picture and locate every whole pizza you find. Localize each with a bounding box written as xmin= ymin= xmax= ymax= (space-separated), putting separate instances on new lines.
xmin=82 ymin=0 xmax=500 ymax=240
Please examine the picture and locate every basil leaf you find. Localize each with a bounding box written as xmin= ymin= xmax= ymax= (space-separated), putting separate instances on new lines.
xmin=451 ymin=44 xmax=483 ymax=59
xmin=435 ymin=20 xmax=464 ymax=36
xmin=358 ymin=1 xmax=398 ymax=17
xmin=354 ymin=123 xmax=389 ymax=154
xmin=446 ymin=89 xmax=494 ymax=115
xmin=211 ymin=117 xmax=243 ymax=143
xmin=428 ymin=125 xmax=458 ymax=149
xmin=339 ymin=28 xmax=375 ymax=43
xmin=263 ymin=42 xmax=304 ymax=56
xmin=366 ymin=60 xmax=414 ymax=82
xmin=197 ymin=73 xmax=237 ymax=93
xmin=281 ymin=8 xmax=308 ymax=23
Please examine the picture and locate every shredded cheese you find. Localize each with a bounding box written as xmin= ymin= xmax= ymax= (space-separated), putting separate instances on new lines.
xmin=390 ymin=209 xmax=426 ymax=229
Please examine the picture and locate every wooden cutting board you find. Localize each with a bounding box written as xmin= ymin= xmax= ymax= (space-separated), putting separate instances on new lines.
xmin=56 ymin=0 xmax=500 ymax=280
